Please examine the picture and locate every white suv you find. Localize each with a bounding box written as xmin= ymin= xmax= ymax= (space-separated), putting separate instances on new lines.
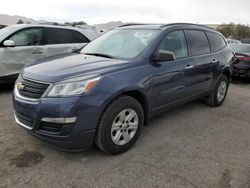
xmin=0 ymin=24 xmax=99 ymax=83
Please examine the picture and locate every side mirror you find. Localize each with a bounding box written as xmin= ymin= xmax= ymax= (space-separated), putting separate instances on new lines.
xmin=3 ymin=40 xmax=15 ymax=47
xmin=152 ymin=50 xmax=176 ymax=62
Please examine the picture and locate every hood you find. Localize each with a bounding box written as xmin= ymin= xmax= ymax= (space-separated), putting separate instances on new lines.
xmin=22 ymin=53 xmax=129 ymax=83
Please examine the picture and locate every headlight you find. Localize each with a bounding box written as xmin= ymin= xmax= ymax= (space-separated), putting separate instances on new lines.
xmin=47 ymin=77 xmax=101 ymax=97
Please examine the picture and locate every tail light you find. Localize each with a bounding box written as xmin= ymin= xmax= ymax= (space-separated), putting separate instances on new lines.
xmin=235 ymin=55 xmax=250 ymax=61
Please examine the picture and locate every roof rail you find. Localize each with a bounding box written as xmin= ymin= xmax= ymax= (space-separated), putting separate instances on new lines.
xmin=160 ymin=23 xmax=215 ymax=30
xmin=118 ymin=23 xmax=146 ymax=27
xmin=39 ymin=22 xmax=93 ymax=29
xmin=39 ymin=22 xmax=69 ymax=26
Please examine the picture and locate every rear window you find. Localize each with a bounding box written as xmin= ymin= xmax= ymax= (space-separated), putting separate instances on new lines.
xmin=45 ymin=28 xmax=89 ymax=44
xmin=206 ymin=32 xmax=226 ymax=52
xmin=186 ymin=30 xmax=211 ymax=56
xmin=71 ymin=30 xmax=90 ymax=43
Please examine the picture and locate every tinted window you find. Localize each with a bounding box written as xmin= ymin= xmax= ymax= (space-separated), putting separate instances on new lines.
xmin=46 ymin=28 xmax=89 ymax=44
xmin=206 ymin=32 xmax=226 ymax=52
xmin=71 ymin=30 xmax=90 ymax=43
xmin=157 ymin=31 xmax=188 ymax=59
xmin=9 ymin=28 xmax=43 ymax=46
xmin=186 ymin=30 xmax=210 ymax=56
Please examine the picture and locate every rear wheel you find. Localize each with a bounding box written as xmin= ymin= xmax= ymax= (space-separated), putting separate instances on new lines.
xmin=205 ymin=74 xmax=229 ymax=106
xmin=95 ymin=96 xmax=144 ymax=155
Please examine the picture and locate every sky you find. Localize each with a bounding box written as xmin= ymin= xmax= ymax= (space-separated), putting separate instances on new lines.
xmin=0 ymin=0 xmax=250 ymax=25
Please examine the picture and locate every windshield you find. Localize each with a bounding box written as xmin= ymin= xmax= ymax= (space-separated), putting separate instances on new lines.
xmin=0 ymin=25 xmax=16 ymax=36
xmin=0 ymin=27 xmax=10 ymax=36
xmin=81 ymin=29 xmax=160 ymax=60
xmin=230 ymin=44 xmax=250 ymax=53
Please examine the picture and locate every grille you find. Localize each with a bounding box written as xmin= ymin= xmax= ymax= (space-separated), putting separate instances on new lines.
xmin=39 ymin=122 xmax=63 ymax=134
xmin=16 ymin=112 xmax=34 ymax=128
xmin=19 ymin=78 xmax=50 ymax=99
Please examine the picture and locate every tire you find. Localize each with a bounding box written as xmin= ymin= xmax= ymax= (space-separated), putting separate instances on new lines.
xmin=205 ymin=74 xmax=229 ymax=107
xmin=95 ymin=95 xmax=144 ymax=155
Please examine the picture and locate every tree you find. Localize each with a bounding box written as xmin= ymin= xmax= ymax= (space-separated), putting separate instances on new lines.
xmin=74 ymin=21 xmax=87 ymax=25
xmin=233 ymin=24 xmax=250 ymax=40
xmin=16 ymin=19 xmax=24 ymax=24
xmin=216 ymin=23 xmax=235 ymax=38
xmin=64 ymin=21 xmax=87 ymax=26
xmin=216 ymin=23 xmax=250 ymax=40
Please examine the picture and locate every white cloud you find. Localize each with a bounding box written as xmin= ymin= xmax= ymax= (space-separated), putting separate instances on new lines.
xmin=0 ymin=0 xmax=250 ymax=24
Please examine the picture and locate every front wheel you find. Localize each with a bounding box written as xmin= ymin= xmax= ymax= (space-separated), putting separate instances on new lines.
xmin=95 ymin=96 xmax=144 ymax=155
xmin=205 ymin=74 xmax=229 ymax=106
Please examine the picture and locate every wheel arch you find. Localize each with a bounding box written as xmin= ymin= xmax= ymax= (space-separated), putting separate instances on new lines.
xmin=122 ymin=90 xmax=149 ymax=125
xmin=222 ymin=68 xmax=231 ymax=81
xmin=101 ymin=89 xmax=150 ymax=126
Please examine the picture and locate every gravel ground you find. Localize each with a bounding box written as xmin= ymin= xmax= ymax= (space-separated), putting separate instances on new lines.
xmin=0 ymin=81 xmax=250 ymax=188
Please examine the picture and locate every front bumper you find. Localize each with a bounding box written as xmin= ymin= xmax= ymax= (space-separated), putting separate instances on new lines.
xmin=13 ymin=90 xmax=103 ymax=151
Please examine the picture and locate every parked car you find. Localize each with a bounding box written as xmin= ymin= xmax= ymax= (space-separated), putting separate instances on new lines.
xmin=0 ymin=25 xmax=6 ymax=29
xmin=227 ymin=39 xmax=241 ymax=45
xmin=240 ymin=38 xmax=250 ymax=44
xmin=13 ymin=23 xmax=233 ymax=155
xmin=229 ymin=44 xmax=250 ymax=78
xmin=0 ymin=24 xmax=98 ymax=83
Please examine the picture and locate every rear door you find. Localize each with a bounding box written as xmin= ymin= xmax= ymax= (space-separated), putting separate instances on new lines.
xmin=0 ymin=27 xmax=44 ymax=77
xmin=184 ymin=30 xmax=216 ymax=93
xmin=206 ymin=31 xmax=228 ymax=75
xmin=44 ymin=28 xmax=90 ymax=57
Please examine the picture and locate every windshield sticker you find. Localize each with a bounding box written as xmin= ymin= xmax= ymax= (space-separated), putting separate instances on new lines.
xmin=134 ymin=32 xmax=153 ymax=38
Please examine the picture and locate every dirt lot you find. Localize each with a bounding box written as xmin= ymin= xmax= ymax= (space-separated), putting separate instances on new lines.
xmin=0 ymin=82 xmax=250 ymax=188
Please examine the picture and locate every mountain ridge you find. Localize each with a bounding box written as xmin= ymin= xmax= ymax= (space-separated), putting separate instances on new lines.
xmin=0 ymin=14 xmax=42 ymax=25
xmin=0 ymin=14 xmax=219 ymax=30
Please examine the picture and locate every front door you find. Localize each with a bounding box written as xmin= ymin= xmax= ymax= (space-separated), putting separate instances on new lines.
xmin=0 ymin=27 xmax=45 ymax=77
xmin=152 ymin=30 xmax=195 ymax=109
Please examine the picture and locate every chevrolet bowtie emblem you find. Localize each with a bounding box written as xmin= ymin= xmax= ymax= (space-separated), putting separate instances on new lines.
xmin=16 ymin=83 xmax=25 ymax=90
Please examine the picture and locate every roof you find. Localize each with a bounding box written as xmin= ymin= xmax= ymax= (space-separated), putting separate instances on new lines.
xmin=8 ymin=23 xmax=92 ymax=30
xmin=0 ymin=24 xmax=99 ymax=41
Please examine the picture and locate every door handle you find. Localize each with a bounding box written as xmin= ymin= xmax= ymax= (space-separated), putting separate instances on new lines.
xmin=185 ymin=65 xmax=194 ymax=69
xmin=72 ymin=48 xmax=80 ymax=52
xmin=32 ymin=51 xmax=44 ymax=55
xmin=211 ymin=59 xmax=219 ymax=64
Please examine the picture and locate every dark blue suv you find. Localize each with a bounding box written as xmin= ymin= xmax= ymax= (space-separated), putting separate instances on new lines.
xmin=13 ymin=23 xmax=233 ymax=154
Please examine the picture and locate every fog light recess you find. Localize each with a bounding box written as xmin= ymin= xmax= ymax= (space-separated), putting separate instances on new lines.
xmin=41 ymin=117 xmax=77 ymax=124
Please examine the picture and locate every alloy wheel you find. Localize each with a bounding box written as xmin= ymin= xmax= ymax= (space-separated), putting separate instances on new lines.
xmin=111 ymin=109 xmax=138 ymax=145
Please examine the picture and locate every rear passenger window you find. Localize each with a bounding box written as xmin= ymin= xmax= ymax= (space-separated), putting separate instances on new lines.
xmin=206 ymin=32 xmax=226 ymax=52
xmin=186 ymin=30 xmax=210 ymax=56
xmin=71 ymin=30 xmax=90 ymax=43
xmin=46 ymin=28 xmax=89 ymax=44
xmin=157 ymin=31 xmax=188 ymax=59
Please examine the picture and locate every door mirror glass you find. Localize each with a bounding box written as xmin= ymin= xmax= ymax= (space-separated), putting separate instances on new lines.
xmin=153 ymin=50 xmax=176 ymax=62
xmin=3 ymin=40 xmax=15 ymax=47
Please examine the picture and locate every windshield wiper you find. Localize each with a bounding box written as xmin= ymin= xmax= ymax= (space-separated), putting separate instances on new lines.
xmin=84 ymin=53 xmax=113 ymax=59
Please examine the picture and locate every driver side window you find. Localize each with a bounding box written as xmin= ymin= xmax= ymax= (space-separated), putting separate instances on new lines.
xmin=158 ymin=31 xmax=188 ymax=59
xmin=8 ymin=28 xmax=43 ymax=46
